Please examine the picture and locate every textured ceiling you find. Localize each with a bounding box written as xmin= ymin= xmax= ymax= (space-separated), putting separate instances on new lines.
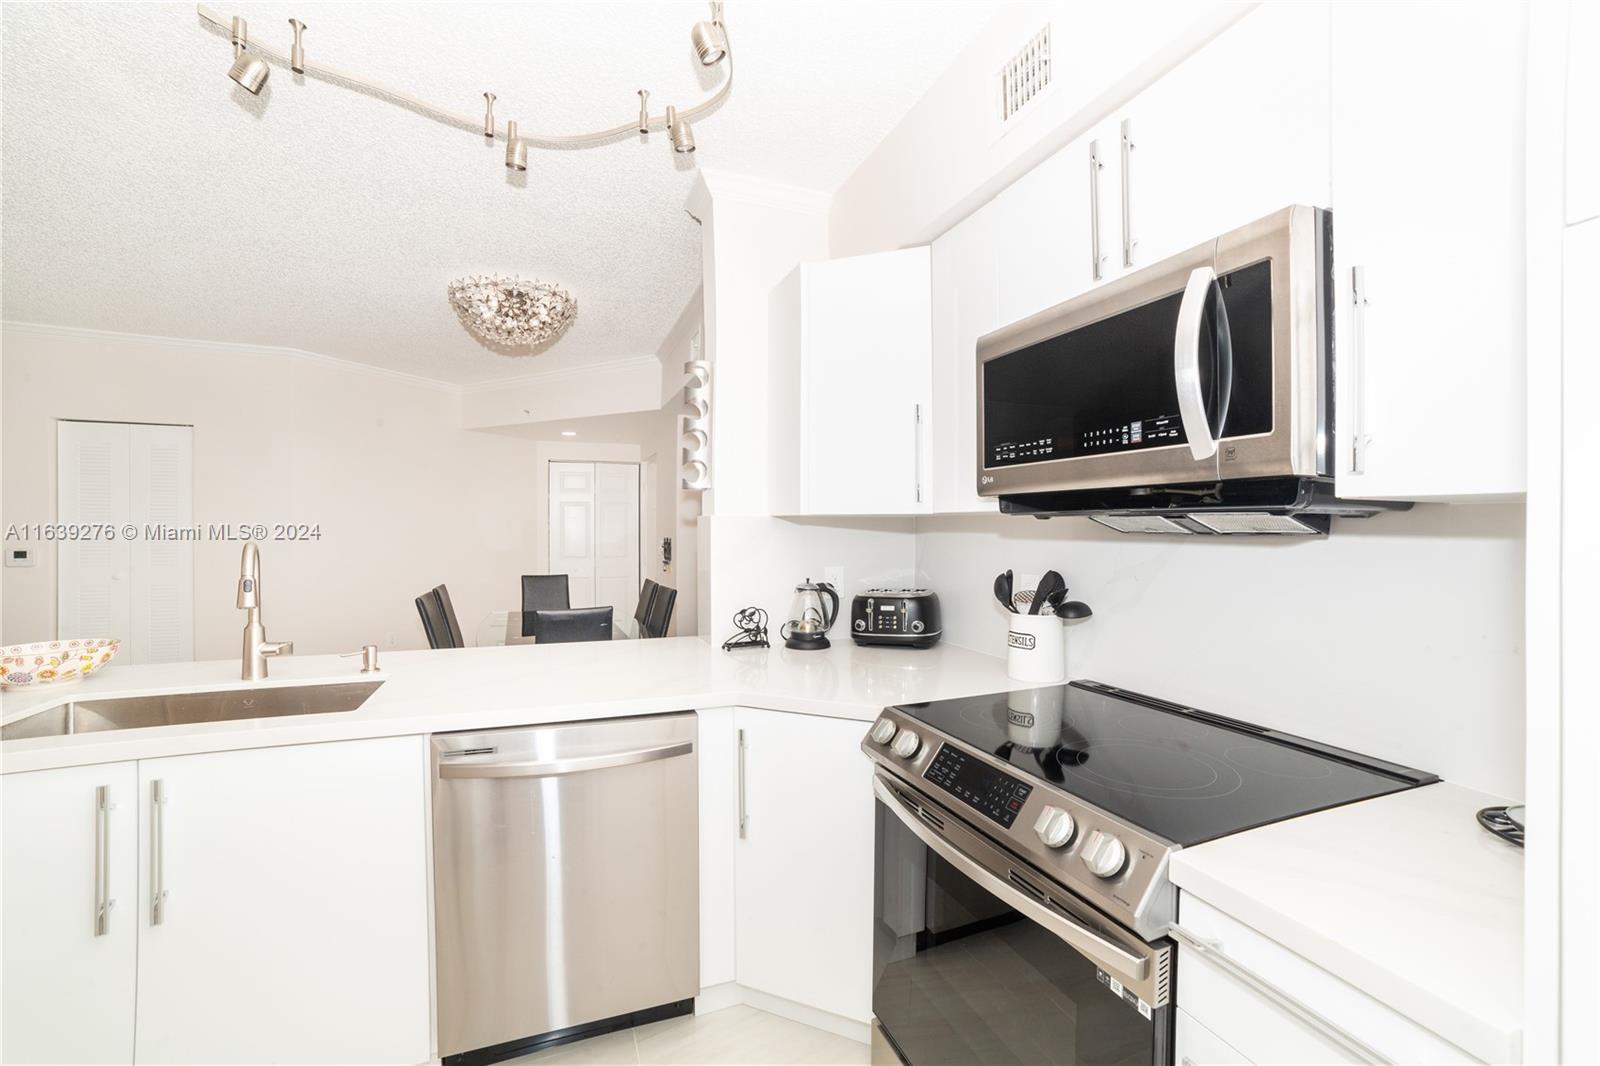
xmin=0 ymin=2 xmax=989 ymax=384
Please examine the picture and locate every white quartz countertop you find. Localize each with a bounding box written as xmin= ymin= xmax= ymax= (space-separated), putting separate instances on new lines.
xmin=1170 ymin=781 xmax=1523 ymax=1064
xmin=1 ymin=637 xmax=1033 ymax=773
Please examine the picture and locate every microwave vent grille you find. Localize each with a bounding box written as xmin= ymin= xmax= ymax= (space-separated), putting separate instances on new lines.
xmin=1090 ymin=515 xmax=1193 ymax=535
xmin=998 ymin=25 xmax=1051 ymax=124
xmin=1188 ymin=513 xmax=1323 ymax=535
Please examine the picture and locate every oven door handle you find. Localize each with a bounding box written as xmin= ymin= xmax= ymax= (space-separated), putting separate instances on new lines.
xmin=873 ymin=773 xmax=1150 ymax=984
xmin=1174 ymin=265 xmax=1220 ymax=461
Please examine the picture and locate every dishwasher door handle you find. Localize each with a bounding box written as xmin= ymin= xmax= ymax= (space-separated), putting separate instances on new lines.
xmin=438 ymin=741 xmax=694 ymax=779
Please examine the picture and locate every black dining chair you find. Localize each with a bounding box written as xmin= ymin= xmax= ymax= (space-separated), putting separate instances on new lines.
xmin=415 ymin=589 xmax=455 ymax=650
xmin=532 ymin=606 xmax=614 ymax=644
xmin=634 ymin=580 xmax=659 ymax=634
xmin=432 ymin=584 xmax=465 ymax=649
xmin=521 ymin=574 xmax=571 ymax=637
xmin=642 ymin=584 xmax=677 ymax=639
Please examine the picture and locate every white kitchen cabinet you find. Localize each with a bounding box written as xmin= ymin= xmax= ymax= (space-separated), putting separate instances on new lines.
xmin=930 ymin=199 xmax=1001 ymax=514
xmin=993 ymin=135 xmax=1098 ymax=326
xmin=1176 ymin=1008 xmax=1253 ymax=1066
xmin=733 ymin=707 xmax=875 ymax=1023
xmin=2 ymin=762 xmax=140 ymax=1065
xmin=1331 ymin=1 xmax=1528 ymax=500
xmin=134 ymin=736 xmax=431 ymax=1065
xmin=768 ymin=248 xmax=932 ymax=516
xmin=1175 ymin=894 xmax=1476 ymax=1064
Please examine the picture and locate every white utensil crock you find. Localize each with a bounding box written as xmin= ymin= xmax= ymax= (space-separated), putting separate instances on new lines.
xmin=1007 ymin=612 xmax=1065 ymax=683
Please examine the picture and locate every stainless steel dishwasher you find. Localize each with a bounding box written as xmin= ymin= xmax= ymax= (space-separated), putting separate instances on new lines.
xmin=432 ymin=713 xmax=698 ymax=1063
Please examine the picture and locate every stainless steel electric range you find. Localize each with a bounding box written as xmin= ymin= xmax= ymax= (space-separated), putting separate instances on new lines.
xmin=862 ymin=679 xmax=1438 ymax=1066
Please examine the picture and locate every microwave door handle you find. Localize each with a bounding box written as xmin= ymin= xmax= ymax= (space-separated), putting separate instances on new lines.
xmin=1211 ymin=277 xmax=1234 ymax=442
xmin=1174 ymin=265 xmax=1219 ymax=460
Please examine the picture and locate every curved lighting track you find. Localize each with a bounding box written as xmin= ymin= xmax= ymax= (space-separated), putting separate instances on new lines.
xmin=193 ymin=3 xmax=733 ymax=149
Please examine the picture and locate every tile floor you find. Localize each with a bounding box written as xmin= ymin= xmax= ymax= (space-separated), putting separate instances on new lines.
xmin=507 ymin=1005 xmax=870 ymax=1066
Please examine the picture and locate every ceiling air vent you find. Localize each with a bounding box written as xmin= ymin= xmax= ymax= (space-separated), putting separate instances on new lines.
xmin=999 ymin=25 xmax=1051 ymax=124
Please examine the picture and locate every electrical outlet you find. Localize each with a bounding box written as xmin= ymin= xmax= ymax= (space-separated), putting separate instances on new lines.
xmin=823 ymin=566 xmax=845 ymax=593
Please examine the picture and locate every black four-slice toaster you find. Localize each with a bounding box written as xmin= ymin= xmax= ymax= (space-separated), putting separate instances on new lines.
xmin=849 ymin=589 xmax=941 ymax=649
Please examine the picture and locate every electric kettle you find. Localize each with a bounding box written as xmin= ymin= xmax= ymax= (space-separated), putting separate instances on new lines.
xmin=782 ymin=578 xmax=840 ymax=651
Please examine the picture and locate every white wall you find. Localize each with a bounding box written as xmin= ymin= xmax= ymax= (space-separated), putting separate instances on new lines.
xmin=1 ymin=324 xmax=546 ymax=659
xmin=829 ymin=1 xmax=1250 ymax=256
xmin=913 ymin=504 xmax=1526 ymax=798
xmin=702 ymin=516 xmax=914 ymax=647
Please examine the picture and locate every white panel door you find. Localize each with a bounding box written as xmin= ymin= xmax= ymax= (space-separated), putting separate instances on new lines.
xmin=993 ymin=133 xmax=1096 ymax=325
xmin=134 ymin=737 xmax=431 ymax=1065
xmin=56 ymin=421 xmax=133 ymax=648
xmin=548 ymin=461 xmax=596 ymax=607
xmin=1330 ymin=0 xmax=1528 ymax=499
xmin=734 ymin=707 xmax=875 ymax=1022
xmin=2 ymin=762 xmax=140 ymax=1065
xmin=931 ymin=201 xmax=1001 ymax=514
xmin=57 ymin=421 xmax=193 ymax=662
xmin=593 ymin=461 xmax=641 ymax=630
xmin=128 ymin=424 xmax=194 ymax=664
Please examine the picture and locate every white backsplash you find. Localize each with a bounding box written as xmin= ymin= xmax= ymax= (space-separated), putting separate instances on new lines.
xmin=913 ymin=503 xmax=1526 ymax=799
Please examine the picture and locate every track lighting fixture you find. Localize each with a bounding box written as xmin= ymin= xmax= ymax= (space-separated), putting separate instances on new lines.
xmin=227 ymin=16 xmax=270 ymax=95
xmin=287 ymin=18 xmax=306 ymax=74
xmin=667 ymin=106 xmax=696 ymax=154
xmin=505 ymin=121 xmax=527 ymax=171
xmin=199 ymin=0 xmax=732 ymax=172
xmin=690 ymin=5 xmax=728 ymax=67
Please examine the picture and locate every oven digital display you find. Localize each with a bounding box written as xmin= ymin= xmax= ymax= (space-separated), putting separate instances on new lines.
xmin=923 ymin=744 xmax=1032 ymax=828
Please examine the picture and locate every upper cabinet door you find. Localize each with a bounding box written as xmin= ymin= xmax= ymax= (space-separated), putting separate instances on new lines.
xmin=930 ymin=202 xmax=1001 ymax=514
xmin=994 ymin=136 xmax=1097 ymax=326
xmin=769 ymin=248 xmax=932 ymax=516
xmin=2 ymin=762 xmax=140 ymax=1066
xmin=1121 ymin=1 xmax=1332 ymax=271
xmin=134 ymin=737 xmax=431 ymax=1065
xmin=1331 ymin=1 xmax=1528 ymax=500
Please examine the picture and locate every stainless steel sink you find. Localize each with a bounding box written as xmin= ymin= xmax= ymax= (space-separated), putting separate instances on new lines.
xmin=1 ymin=681 xmax=384 ymax=741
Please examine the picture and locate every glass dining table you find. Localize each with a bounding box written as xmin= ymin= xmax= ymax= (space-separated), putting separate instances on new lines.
xmin=474 ymin=610 xmax=634 ymax=647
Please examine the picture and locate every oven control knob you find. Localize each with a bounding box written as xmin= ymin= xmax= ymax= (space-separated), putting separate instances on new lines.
xmin=1081 ymin=830 xmax=1128 ymax=879
xmin=891 ymin=730 xmax=922 ymax=759
xmin=1033 ymin=806 xmax=1076 ymax=848
xmin=869 ymin=717 xmax=898 ymax=745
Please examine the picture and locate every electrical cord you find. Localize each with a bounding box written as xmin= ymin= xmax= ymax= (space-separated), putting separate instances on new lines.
xmin=721 ymin=607 xmax=770 ymax=651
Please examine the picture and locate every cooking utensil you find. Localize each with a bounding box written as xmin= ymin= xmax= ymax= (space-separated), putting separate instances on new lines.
xmin=1031 ymin=571 xmax=1064 ymax=616
xmin=1055 ymin=600 xmax=1093 ymax=620
xmin=994 ymin=571 xmax=1015 ymax=613
xmin=1012 ymin=590 xmax=1035 ymax=613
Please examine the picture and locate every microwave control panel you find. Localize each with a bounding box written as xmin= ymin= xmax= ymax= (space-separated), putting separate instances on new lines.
xmin=989 ymin=413 xmax=1185 ymax=467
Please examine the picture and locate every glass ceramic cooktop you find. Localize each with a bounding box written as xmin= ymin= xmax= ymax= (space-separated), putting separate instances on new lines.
xmin=894 ymin=680 xmax=1437 ymax=847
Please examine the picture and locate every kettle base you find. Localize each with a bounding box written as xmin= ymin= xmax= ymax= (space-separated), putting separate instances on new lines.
xmin=783 ymin=631 xmax=831 ymax=651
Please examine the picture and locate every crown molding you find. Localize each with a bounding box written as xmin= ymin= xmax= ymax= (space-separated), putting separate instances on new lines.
xmin=695 ymin=167 xmax=833 ymax=216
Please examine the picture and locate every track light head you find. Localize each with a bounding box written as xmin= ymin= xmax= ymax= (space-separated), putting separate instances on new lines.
xmin=505 ymin=120 xmax=527 ymax=171
xmin=690 ymin=20 xmax=727 ymax=66
xmin=288 ymin=19 xmax=307 ymax=75
xmin=667 ymin=106 xmax=696 ymax=154
xmin=227 ymin=17 xmax=270 ymax=95
xmin=483 ymin=92 xmax=497 ymax=138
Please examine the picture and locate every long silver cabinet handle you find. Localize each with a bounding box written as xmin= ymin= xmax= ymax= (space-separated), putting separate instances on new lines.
xmin=93 ymin=785 xmax=111 ymax=937
xmin=912 ymin=403 xmax=923 ymax=504
xmin=737 ymin=729 xmax=748 ymax=839
xmin=438 ymin=741 xmax=693 ymax=780
xmin=1349 ymin=266 xmax=1369 ymax=474
xmin=873 ymin=773 xmax=1149 ymax=984
xmin=1167 ymin=923 xmax=1391 ymax=1065
xmin=150 ymin=779 xmax=167 ymax=926
xmin=1089 ymin=139 xmax=1106 ymax=281
xmin=1120 ymin=118 xmax=1135 ymax=268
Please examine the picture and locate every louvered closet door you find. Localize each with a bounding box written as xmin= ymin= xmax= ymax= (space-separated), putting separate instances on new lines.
xmin=56 ymin=421 xmax=194 ymax=663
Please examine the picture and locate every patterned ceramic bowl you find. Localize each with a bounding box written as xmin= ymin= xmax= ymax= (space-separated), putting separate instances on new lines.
xmin=1 ymin=639 xmax=121 ymax=688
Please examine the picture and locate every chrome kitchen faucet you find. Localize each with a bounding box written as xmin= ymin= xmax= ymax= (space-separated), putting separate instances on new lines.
xmin=238 ymin=542 xmax=294 ymax=680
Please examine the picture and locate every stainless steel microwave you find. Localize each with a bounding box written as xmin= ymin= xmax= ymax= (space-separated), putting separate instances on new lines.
xmin=975 ymin=206 xmax=1405 ymax=533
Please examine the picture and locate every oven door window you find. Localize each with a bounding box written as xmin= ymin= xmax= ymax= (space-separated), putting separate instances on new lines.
xmin=873 ymin=802 xmax=1169 ymax=1066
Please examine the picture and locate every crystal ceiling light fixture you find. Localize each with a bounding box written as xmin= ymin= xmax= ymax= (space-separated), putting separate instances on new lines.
xmin=447 ymin=276 xmax=577 ymax=349
xmin=227 ymin=16 xmax=270 ymax=94
xmin=196 ymin=1 xmax=734 ymax=170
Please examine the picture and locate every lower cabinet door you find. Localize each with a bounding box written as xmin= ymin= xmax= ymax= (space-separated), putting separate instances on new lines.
xmin=1176 ymin=1008 xmax=1254 ymax=1066
xmin=2 ymin=762 xmax=139 ymax=1065
xmin=734 ymin=707 xmax=874 ymax=1022
xmin=133 ymin=736 xmax=431 ymax=1065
